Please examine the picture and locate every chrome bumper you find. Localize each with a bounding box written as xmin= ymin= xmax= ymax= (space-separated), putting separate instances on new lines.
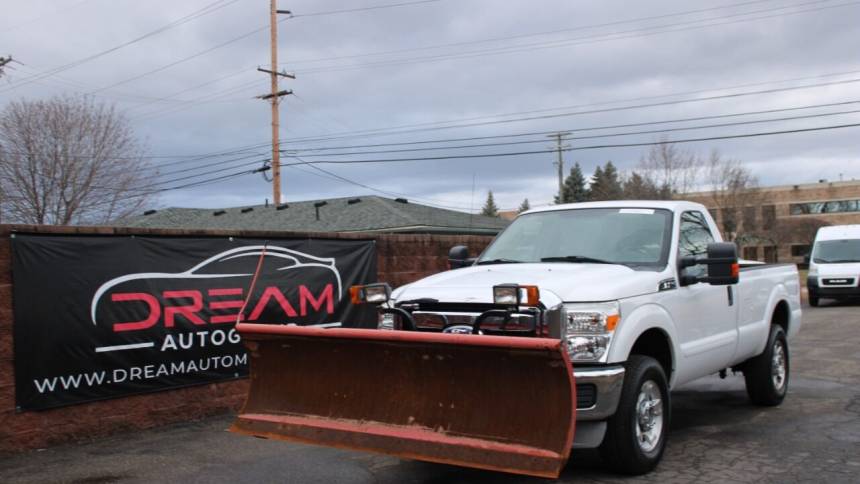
xmin=573 ymin=365 xmax=625 ymax=421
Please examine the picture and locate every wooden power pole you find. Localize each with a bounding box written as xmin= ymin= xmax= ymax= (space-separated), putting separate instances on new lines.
xmin=257 ymin=2 xmax=293 ymax=205
xmin=548 ymin=132 xmax=571 ymax=202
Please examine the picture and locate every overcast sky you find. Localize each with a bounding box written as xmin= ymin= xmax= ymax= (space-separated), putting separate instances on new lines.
xmin=2 ymin=0 xmax=859 ymax=213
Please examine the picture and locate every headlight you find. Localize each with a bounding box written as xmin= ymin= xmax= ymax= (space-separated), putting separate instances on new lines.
xmin=378 ymin=312 xmax=396 ymax=330
xmin=563 ymin=301 xmax=620 ymax=362
xmin=350 ymin=283 xmax=392 ymax=305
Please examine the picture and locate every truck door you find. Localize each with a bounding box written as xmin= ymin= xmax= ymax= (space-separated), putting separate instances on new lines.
xmin=671 ymin=210 xmax=739 ymax=380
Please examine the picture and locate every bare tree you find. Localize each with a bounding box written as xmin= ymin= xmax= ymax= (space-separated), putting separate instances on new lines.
xmin=0 ymin=95 xmax=155 ymax=225
xmin=756 ymin=217 xmax=829 ymax=261
xmin=0 ymin=56 xmax=10 ymax=78
xmin=637 ymin=138 xmax=700 ymax=198
xmin=703 ymin=150 xmax=763 ymax=242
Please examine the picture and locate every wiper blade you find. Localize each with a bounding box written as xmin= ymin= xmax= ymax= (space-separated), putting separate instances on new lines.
xmin=540 ymin=255 xmax=615 ymax=264
xmin=475 ymin=258 xmax=523 ymax=265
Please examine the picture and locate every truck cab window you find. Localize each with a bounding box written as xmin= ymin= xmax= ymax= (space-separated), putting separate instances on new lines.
xmin=678 ymin=211 xmax=715 ymax=277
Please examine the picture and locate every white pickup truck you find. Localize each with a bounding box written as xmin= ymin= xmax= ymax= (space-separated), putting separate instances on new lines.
xmin=379 ymin=200 xmax=802 ymax=474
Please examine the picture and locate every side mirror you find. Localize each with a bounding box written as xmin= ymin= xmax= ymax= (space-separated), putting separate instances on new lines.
xmin=803 ymin=254 xmax=810 ymax=265
xmin=679 ymin=242 xmax=739 ymax=286
xmin=448 ymin=245 xmax=473 ymax=269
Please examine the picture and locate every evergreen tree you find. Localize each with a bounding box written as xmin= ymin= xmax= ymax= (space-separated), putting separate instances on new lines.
xmin=481 ymin=190 xmax=499 ymax=217
xmin=589 ymin=161 xmax=624 ymax=200
xmin=623 ymin=171 xmax=661 ymax=199
xmin=518 ymin=198 xmax=531 ymax=213
xmin=554 ymin=162 xmax=589 ymax=203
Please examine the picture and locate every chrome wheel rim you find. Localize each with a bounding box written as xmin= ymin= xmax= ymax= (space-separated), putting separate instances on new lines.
xmin=635 ymin=380 xmax=664 ymax=453
xmin=771 ymin=339 xmax=787 ymax=393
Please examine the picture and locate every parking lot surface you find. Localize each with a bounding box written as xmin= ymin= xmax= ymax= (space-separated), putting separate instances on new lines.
xmin=2 ymin=301 xmax=859 ymax=484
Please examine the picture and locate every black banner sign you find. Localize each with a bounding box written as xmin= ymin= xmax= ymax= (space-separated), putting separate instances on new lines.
xmin=11 ymin=234 xmax=377 ymax=411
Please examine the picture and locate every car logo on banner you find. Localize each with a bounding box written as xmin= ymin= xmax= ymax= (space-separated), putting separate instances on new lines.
xmin=89 ymin=245 xmax=344 ymax=353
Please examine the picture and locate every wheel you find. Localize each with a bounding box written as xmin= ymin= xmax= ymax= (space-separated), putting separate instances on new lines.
xmin=599 ymin=355 xmax=670 ymax=475
xmin=809 ymin=292 xmax=819 ymax=307
xmin=743 ymin=325 xmax=789 ymax=406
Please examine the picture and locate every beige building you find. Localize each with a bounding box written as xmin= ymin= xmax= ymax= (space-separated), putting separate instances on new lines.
xmin=685 ymin=179 xmax=860 ymax=263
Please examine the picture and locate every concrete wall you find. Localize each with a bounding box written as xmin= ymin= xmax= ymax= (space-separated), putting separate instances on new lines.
xmin=0 ymin=224 xmax=493 ymax=452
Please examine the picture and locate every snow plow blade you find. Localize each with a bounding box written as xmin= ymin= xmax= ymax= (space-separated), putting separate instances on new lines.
xmin=230 ymin=323 xmax=576 ymax=478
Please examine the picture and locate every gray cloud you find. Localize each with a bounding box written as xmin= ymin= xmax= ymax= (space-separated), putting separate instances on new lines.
xmin=2 ymin=0 xmax=859 ymax=213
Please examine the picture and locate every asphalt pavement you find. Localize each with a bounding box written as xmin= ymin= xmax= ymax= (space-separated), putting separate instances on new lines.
xmin=2 ymin=300 xmax=859 ymax=483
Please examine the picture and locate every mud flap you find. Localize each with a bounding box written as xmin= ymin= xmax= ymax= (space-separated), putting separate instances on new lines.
xmin=230 ymin=323 xmax=576 ymax=478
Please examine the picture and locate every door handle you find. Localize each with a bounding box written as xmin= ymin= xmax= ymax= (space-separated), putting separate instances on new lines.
xmin=727 ymin=286 xmax=734 ymax=306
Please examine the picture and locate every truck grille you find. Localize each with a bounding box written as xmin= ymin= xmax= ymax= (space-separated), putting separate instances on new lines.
xmin=822 ymin=278 xmax=856 ymax=286
xmin=398 ymin=302 xmax=541 ymax=334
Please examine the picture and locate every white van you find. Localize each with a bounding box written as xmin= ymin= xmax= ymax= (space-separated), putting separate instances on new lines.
xmin=807 ymin=224 xmax=860 ymax=306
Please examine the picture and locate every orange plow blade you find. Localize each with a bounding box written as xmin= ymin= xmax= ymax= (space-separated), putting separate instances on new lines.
xmin=230 ymin=323 xmax=576 ymax=478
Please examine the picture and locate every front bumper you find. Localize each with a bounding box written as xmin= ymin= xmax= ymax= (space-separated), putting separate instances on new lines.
xmin=573 ymin=365 xmax=625 ymax=421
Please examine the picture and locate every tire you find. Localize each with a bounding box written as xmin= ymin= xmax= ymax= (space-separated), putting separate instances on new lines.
xmin=599 ymin=355 xmax=670 ymax=475
xmin=743 ymin=325 xmax=789 ymax=406
xmin=809 ymin=293 xmax=819 ymax=307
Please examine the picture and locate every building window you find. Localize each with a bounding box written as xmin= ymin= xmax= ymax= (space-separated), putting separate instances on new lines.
xmin=790 ymin=199 xmax=860 ymax=215
xmin=762 ymin=205 xmax=776 ymax=229
xmin=721 ymin=208 xmax=736 ymax=234
xmin=743 ymin=246 xmax=759 ymax=260
xmin=763 ymin=246 xmax=778 ymax=263
xmin=790 ymin=244 xmax=811 ymax=257
xmin=743 ymin=206 xmax=756 ymax=231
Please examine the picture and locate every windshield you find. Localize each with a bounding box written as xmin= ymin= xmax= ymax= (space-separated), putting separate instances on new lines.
xmin=478 ymin=208 xmax=673 ymax=266
xmin=813 ymin=239 xmax=860 ymax=263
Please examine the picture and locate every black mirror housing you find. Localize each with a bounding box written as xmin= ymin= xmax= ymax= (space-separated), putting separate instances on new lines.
xmin=679 ymin=242 xmax=739 ymax=286
xmin=448 ymin=245 xmax=473 ymax=269
xmin=700 ymin=242 xmax=739 ymax=285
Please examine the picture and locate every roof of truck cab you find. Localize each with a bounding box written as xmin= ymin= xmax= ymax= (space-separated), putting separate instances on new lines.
xmin=815 ymin=224 xmax=860 ymax=241
xmin=522 ymin=200 xmax=708 ymax=215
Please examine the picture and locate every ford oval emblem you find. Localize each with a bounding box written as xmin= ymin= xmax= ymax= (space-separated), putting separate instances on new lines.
xmin=443 ymin=325 xmax=475 ymax=334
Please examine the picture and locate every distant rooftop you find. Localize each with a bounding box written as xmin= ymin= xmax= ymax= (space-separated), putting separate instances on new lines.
xmin=117 ymin=196 xmax=509 ymax=235
xmin=684 ymin=178 xmax=860 ymax=196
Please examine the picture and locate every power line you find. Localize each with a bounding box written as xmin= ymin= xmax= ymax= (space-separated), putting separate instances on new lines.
xmin=0 ymin=0 xmax=96 ymax=34
xmin=147 ymin=66 xmax=860 ymax=157
xmin=282 ymin=99 xmax=860 ymax=152
xmin=130 ymin=77 xmax=266 ymax=121
xmin=293 ymin=159 xmax=477 ymax=211
xmin=280 ymin=76 xmax=860 ymax=144
xmin=86 ymin=0 xmax=439 ymax=95
xmin=282 ymin=0 xmax=780 ymax=65
xmin=288 ymin=0 xmax=856 ymax=75
xmin=285 ymin=105 xmax=860 ymax=158
xmin=0 ymin=0 xmax=241 ymax=93
xmin=279 ymin=122 xmax=860 ymax=167
xmin=89 ymin=15 xmax=281 ymax=94
xmin=290 ymin=0 xmax=440 ymax=18
xmin=8 ymin=96 xmax=859 ymax=173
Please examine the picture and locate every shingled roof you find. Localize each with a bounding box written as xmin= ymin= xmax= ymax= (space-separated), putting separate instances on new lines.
xmin=117 ymin=196 xmax=510 ymax=235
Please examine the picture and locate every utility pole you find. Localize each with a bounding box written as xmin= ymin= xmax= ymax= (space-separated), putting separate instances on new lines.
xmin=256 ymin=2 xmax=293 ymax=206
xmin=548 ymin=132 xmax=571 ymax=202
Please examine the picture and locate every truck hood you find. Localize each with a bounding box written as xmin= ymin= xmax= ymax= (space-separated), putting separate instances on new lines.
xmin=814 ymin=262 xmax=860 ymax=278
xmin=393 ymin=263 xmax=663 ymax=304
